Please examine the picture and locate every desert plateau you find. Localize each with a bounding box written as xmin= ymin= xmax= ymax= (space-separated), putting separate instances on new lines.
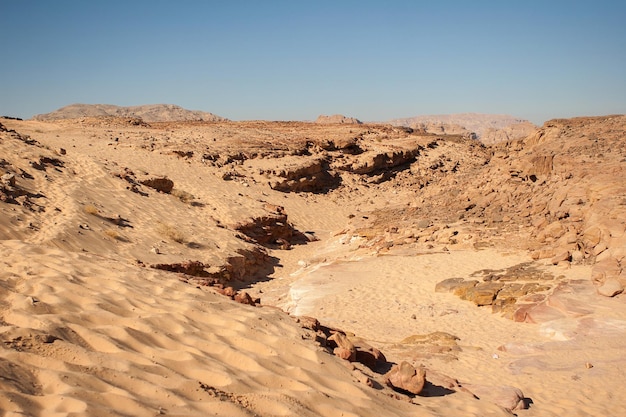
xmin=0 ymin=106 xmax=625 ymax=417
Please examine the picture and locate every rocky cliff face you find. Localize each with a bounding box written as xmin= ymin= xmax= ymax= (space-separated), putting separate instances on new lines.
xmin=33 ymin=103 xmax=228 ymax=122
xmin=347 ymin=115 xmax=626 ymax=304
xmin=389 ymin=113 xmax=537 ymax=143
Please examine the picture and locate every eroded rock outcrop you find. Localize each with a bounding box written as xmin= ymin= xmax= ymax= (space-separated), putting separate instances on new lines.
xmin=266 ymin=158 xmax=340 ymax=193
xmin=233 ymin=203 xmax=304 ymax=248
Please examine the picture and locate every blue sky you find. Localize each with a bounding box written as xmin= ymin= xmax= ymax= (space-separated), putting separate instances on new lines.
xmin=1 ymin=1 xmax=624 ymax=124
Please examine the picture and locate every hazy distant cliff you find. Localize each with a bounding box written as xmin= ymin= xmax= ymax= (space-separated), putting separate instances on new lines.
xmin=33 ymin=104 xmax=228 ymax=122
xmin=388 ymin=113 xmax=536 ymax=143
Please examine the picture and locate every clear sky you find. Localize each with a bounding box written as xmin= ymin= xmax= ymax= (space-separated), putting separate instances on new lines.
xmin=1 ymin=0 xmax=625 ymax=124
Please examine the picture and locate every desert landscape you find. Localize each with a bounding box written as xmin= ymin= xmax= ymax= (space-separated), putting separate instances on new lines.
xmin=0 ymin=105 xmax=625 ymax=416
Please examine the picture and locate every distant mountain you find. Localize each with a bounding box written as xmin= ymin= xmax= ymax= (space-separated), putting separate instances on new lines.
xmin=315 ymin=114 xmax=362 ymax=124
xmin=32 ymin=104 xmax=228 ymax=122
xmin=388 ymin=113 xmax=536 ymax=143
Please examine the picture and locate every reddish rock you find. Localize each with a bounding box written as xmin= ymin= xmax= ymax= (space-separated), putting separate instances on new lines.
xmin=294 ymin=316 xmax=321 ymax=331
xmin=384 ymin=361 xmax=426 ymax=395
xmin=353 ymin=341 xmax=387 ymax=370
xmin=328 ymin=332 xmax=356 ymax=362
xmin=233 ymin=291 xmax=256 ymax=306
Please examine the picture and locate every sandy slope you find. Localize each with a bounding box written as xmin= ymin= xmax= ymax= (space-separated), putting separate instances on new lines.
xmin=250 ymin=237 xmax=626 ymax=416
xmin=1 ymin=117 xmax=625 ymax=416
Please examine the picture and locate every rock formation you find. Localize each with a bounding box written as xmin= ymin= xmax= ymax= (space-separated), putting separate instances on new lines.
xmin=33 ymin=103 xmax=227 ymax=122
xmin=389 ymin=113 xmax=536 ymax=143
xmin=315 ymin=114 xmax=362 ymax=124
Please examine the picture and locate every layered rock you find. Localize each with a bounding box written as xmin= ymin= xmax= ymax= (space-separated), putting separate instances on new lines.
xmin=266 ymin=158 xmax=341 ymax=193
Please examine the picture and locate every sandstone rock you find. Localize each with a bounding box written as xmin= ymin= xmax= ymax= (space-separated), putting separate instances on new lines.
xmin=233 ymin=291 xmax=256 ymax=306
xmin=462 ymin=383 xmax=527 ymax=411
xmin=593 ymin=241 xmax=608 ymax=257
xmin=538 ymin=221 xmax=565 ymax=241
xmin=452 ymin=280 xmax=479 ymax=299
xmin=491 ymin=297 xmax=517 ymax=315
xmin=339 ymin=149 xmax=418 ymax=176
xmin=353 ymin=340 xmax=387 ymax=371
xmin=384 ymin=361 xmax=426 ymax=395
xmin=140 ymin=176 xmax=174 ymax=193
xmin=233 ymin=208 xmax=299 ymax=247
xmin=464 ymin=282 xmax=504 ymax=306
xmin=597 ymin=278 xmax=624 ymax=297
xmin=328 ymin=332 xmax=356 ymax=362
xmin=591 ymin=258 xmax=622 ymax=285
xmin=268 ymin=158 xmax=340 ymax=193
xmin=582 ymin=226 xmax=603 ymax=248
xmin=294 ymin=316 xmax=320 ymax=331
xmin=223 ymin=287 xmax=236 ymax=297
xmin=1 ymin=172 xmax=16 ymax=186
xmin=531 ymin=248 xmax=556 ymax=260
xmin=352 ymin=369 xmax=374 ymax=387
xmin=434 ymin=277 xmax=465 ymax=293
xmin=571 ymin=250 xmax=585 ymax=263
xmin=551 ymin=250 xmax=571 ymax=265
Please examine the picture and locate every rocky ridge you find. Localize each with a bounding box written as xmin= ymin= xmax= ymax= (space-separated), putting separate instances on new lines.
xmin=32 ymin=103 xmax=227 ymax=122
xmin=389 ymin=112 xmax=537 ymax=143
xmin=315 ymin=114 xmax=362 ymax=124
xmin=343 ymin=115 xmax=626 ymax=318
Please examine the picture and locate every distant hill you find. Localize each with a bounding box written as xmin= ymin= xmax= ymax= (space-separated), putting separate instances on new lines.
xmin=32 ymin=104 xmax=228 ymax=122
xmin=315 ymin=114 xmax=362 ymax=124
xmin=388 ymin=113 xmax=536 ymax=143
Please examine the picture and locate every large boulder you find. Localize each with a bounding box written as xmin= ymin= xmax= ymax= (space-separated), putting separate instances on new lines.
xmin=384 ymin=361 xmax=426 ymax=395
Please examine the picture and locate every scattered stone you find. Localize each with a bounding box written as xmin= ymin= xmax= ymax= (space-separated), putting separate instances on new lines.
xmin=328 ymin=332 xmax=356 ymax=362
xmin=294 ymin=316 xmax=321 ymax=331
xmin=233 ymin=291 xmax=256 ymax=306
xmin=140 ymin=176 xmax=174 ymax=193
xmin=384 ymin=361 xmax=426 ymax=395
xmin=597 ymin=278 xmax=624 ymax=297
xmin=1 ymin=172 xmax=16 ymax=186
